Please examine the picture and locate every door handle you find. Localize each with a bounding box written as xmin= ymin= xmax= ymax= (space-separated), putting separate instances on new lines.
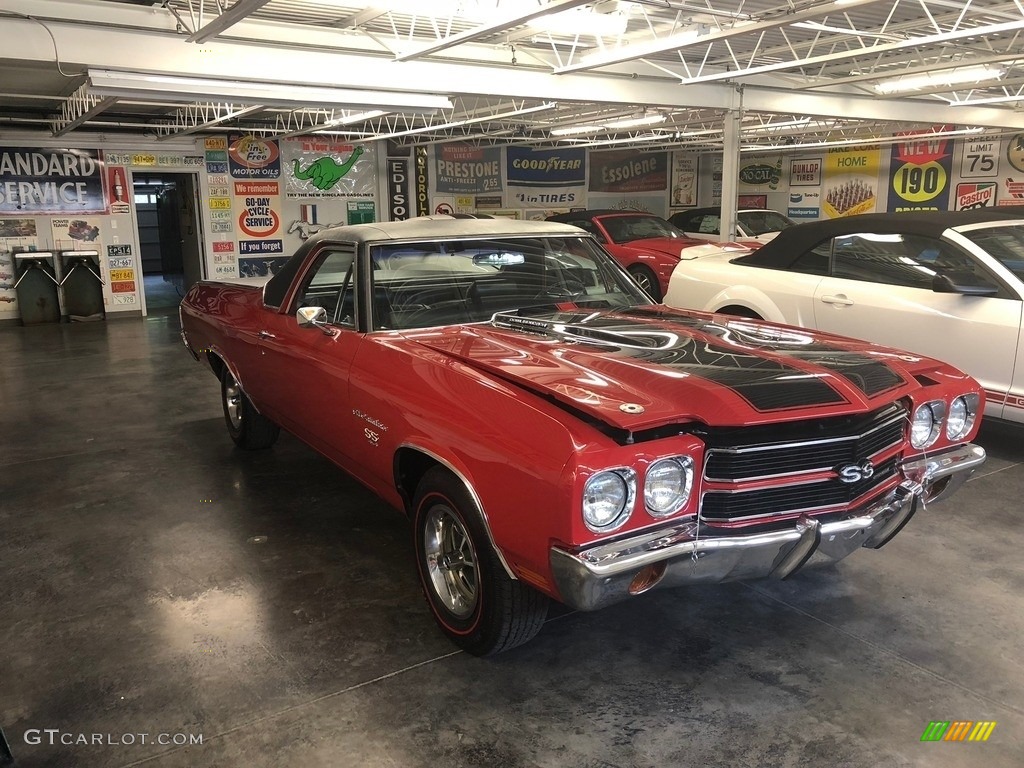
xmin=258 ymin=330 xmax=276 ymax=339
xmin=820 ymin=294 xmax=854 ymax=306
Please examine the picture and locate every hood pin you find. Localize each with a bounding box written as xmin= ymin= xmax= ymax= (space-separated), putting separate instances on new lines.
xmin=619 ymin=403 xmax=645 ymax=414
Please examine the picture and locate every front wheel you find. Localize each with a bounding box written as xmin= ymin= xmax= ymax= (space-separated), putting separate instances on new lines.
xmin=413 ymin=467 xmax=548 ymax=655
xmin=628 ymin=264 xmax=662 ymax=301
xmin=221 ymin=368 xmax=279 ymax=450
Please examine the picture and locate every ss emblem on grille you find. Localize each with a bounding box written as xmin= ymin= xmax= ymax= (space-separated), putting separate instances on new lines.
xmin=837 ymin=460 xmax=874 ymax=484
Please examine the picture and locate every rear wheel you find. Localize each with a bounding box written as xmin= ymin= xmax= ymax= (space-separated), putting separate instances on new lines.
xmin=221 ymin=368 xmax=279 ymax=450
xmin=628 ymin=264 xmax=662 ymax=301
xmin=717 ymin=305 xmax=763 ymax=320
xmin=413 ymin=467 xmax=548 ymax=655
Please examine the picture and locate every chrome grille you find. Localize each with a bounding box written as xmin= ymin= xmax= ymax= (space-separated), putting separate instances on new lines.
xmin=699 ymin=403 xmax=907 ymax=524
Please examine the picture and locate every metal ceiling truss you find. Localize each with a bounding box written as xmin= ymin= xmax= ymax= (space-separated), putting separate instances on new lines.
xmin=50 ymin=82 xmax=116 ymax=137
xmin=154 ymin=102 xmax=266 ymax=138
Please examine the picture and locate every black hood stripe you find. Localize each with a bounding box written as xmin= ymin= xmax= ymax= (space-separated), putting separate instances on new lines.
xmin=617 ymin=308 xmax=906 ymax=398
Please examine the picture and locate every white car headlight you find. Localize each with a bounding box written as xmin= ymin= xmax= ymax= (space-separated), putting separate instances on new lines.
xmin=644 ymin=457 xmax=694 ymax=517
xmin=946 ymin=393 xmax=979 ymax=440
xmin=582 ymin=469 xmax=636 ymax=532
xmin=910 ymin=400 xmax=944 ymax=449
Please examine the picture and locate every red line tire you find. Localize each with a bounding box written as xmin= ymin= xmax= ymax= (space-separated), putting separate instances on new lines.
xmin=413 ymin=467 xmax=548 ymax=656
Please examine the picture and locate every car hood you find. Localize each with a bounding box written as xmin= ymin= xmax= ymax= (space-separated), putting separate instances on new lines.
xmin=615 ymin=237 xmax=698 ymax=258
xmin=411 ymin=306 xmax=933 ymax=433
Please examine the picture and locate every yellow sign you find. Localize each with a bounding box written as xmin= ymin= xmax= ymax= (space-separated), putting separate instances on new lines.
xmin=109 ymin=268 xmax=135 ymax=282
xmin=131 ymin=154 xmax=156 ymax=167
xmin=209 ymin=198 xmax=232 ymax=210
xmin=204 ymin=137 xmax=228 ymax=150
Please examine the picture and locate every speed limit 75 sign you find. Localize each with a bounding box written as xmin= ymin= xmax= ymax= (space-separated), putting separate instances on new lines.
xmin=959 ymin=138 xmax=999 ymax=179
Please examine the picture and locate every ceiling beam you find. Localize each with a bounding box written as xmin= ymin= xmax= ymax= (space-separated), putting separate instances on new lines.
xmin=186 ymin=0 xmax=273 ymax=43
xmin=673 ymin=18 xmax=1024 ymax=86
xmin=5 ymin=3 xmax=1024 ymax=131
xmin=394 ymin=0 xmax=594 ymax=62
xmin=552 ymin=0 xmax=885 ymax=74
xmin=50 ymin=82 xmax=117 ymax=136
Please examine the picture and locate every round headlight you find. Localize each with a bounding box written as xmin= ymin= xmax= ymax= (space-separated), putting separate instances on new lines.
xmin=583 ymin=470 xmax=633 ymax=532
xmin=910 ymin=402 xmax=941 ymax=449
xmin=946 ymin=394 xmax=979 ymax=440
xmin=645 ymin=457 xmax=694 ymax=517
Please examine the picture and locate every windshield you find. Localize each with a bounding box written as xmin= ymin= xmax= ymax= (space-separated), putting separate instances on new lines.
xmin=738 ymin=210 xmax=795 ymax=236
xmin=961 ymin=224 xmax=1024 ymax=282
xmin=599 ymin=214 xmax=685 ymax=243
xmin=370 ymin=235 xmax=652 ymax=331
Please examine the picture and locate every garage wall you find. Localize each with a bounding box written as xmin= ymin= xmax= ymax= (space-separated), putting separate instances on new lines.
xmin=4 ymin=129 xmax=1024 ymax=324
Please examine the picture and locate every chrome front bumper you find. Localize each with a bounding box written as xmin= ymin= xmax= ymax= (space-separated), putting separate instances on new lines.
xmin=550 ymin=443 xmax=986 ymax=612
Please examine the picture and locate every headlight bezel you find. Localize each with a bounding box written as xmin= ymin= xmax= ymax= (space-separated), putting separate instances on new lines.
xmin=910 ymin=399 xmax=946 ymax=449
xmin=582 ymin=468 xmax=636 ymax=533
xmin=945 ymin=393 xmax=980 ymax=441
xmin=644 ymin=456 xmax=695 ymax=518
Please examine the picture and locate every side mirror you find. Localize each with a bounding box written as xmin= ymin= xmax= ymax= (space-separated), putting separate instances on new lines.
xmin=296 ymin=305 xmax=337 ymax=335
xmin=931 ymin=271 xmax=999 ymax=297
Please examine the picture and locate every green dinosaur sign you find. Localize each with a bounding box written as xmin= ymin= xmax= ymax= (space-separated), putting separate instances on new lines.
xmin=292 ymin=146 xmax=365 ymax=191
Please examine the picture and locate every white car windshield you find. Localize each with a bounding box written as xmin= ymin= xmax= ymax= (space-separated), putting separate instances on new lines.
xmin=738 ymin=210 xmax=795 ymax=236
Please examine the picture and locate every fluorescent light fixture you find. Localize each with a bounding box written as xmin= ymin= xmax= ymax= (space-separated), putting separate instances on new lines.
xmin=791 ymin=21 xmax=903 ymax=41
xmin=369 ymin=101 xmax=557 ymax=141
xmin=278 ymin=109 xmax=388 ymax=139
xmin=948 ymin=93 xmax=1024 ymax=107
xmin=874 ymin=65 xmax=1004 ymax=94
xmin=742 ymin=126 xmax=986 ymax=152
xmin=560 ymin=132 xmax=667 ymax=147
xmin=87 ymin=69 xmax=452 ymax=113
xmin=550 ymin=124 xmax=605 ymax=136
xmin=604 ymin=113 xmax=667 ymax=129
xmin=742 ymin=117 xmax=812 ymax=133
xmin=531 ymin=8 xmax=629 ymax=37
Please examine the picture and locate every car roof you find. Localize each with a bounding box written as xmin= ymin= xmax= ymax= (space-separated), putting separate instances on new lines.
xmin=737 ymin=209 xmax=1024 ymax=268
xmin=303 ymin=216 xmax=585 ymax=245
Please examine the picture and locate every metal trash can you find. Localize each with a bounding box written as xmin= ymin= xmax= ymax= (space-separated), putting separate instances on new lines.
xmin=13 ymin=251 xmax=60 ymax=325
xmin=59 ymin=249 xmax=105 ymax=321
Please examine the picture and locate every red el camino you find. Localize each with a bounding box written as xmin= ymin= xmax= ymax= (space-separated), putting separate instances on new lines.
xmin=180 ymin=217 xmax=985 ymax=655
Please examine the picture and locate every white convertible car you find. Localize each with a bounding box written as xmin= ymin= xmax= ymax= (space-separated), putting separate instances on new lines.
xmin=664 ymin=209 xmax=1024 ymax=423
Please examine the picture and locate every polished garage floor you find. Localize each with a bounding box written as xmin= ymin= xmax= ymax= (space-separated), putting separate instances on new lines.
xmin=2 ymin=315 xmax=1022 ymax=768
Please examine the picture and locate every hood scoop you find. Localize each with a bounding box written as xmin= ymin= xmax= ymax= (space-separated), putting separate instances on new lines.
xmin=490 ymin=311 xmax=674 ymax=350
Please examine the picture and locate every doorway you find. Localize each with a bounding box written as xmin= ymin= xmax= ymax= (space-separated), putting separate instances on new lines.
xmin=132 ymin=172 xmax=204 ymax=314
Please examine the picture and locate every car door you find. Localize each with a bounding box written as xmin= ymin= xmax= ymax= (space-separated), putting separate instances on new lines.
xmin=811 ymin=232 xmax=1021 ymax=419
xmin=255 ymin=243 xmax=364 ymax=460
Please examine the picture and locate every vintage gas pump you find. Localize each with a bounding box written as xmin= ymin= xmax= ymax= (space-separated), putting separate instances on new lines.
xmin=58 ymin=250 xmax=105 ymax=321
xmin=12 ymin=251 xmax=60 ymax=324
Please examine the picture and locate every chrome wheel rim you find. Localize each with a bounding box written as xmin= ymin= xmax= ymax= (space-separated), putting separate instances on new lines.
xmin=423 ymin=504 xmax=478 ymax=619
xmin=633 ymin=269 xmax=654 ymax=294
xmin=224 ymin=376 xmax=243 ymax=430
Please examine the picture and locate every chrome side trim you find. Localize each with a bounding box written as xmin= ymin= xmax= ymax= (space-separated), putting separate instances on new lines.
xmin=397 ymin=442 xmax=517 ymax=581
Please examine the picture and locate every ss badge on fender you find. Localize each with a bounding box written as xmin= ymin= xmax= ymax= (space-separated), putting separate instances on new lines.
xmin=364 ymin=428 xmax=380 ymax=446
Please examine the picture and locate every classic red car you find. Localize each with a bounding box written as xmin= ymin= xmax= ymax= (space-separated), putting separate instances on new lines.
xmin=180 ymin=217 xmax=986 ymax=655
xmin=546 ymin=209 xmax=743 ymax=301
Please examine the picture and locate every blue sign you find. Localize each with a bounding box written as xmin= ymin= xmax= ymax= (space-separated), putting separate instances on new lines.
xmin=206 ymin=162 xmax=228 ymax=174
xmin=0 ymin=147 xmax=105 ymax=214
xmin=506 ymin=147 xmax=585 ymax=187
xmin=239 ymin=239 xmax=283 ymax=254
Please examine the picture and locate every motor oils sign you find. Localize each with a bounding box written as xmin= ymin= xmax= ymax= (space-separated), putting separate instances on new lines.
xmin=228 ymin=135 xmax=281 ymax=179
xmin=238 ymin=197 xmax=280 ymax=237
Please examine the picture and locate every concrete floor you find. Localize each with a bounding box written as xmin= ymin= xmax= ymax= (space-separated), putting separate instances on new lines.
xmin=1 ymin=312 xmax=1022 ymax=768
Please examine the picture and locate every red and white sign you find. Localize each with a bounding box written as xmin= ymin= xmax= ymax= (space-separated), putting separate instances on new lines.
xmin=955 ymin=182 xmax=995 ymax=210
xmin=212 ymin=241 xmax=235 ymax=253
xmin=237 ymin=196 xmax=280 ymax=237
